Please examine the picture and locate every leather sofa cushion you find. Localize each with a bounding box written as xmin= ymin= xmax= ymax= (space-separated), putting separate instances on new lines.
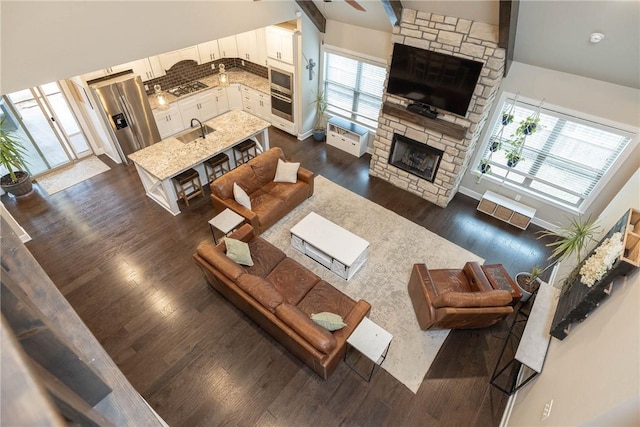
xmin=275 ymin=303 xmax=337 ymax=354
xmin=249 ymin=147 xmax=281 ymax=183
xmin=297 ymin=280 xmax=356 ymax=319
xmin=267 ymin=258 xmax=320 ymax=305
xmin=262 ymin=181 xmax=310 ymax=209
xmin=236 ymin=274 xmax=283 ymax=312
xmin=428 ymin=269 xmax=472 ymax=294
xmin=196 ymin=242 xmax=246 ymax=281
xmin=250 ymin=190 xmax=289 ymax=228
xmin=245 ymin=237 xmax=286 ymax=277
xmin=431 ymin=290 xmax=513 ymax=308
xmin=463 ymin=262 xmax=493 ymax=292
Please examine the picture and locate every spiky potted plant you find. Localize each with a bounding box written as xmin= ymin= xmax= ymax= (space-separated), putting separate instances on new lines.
xmin=311 ymin=90 xmax=328 ymax=142
xmin=515 ymin=215 xmax=601 ymax=301
xmin=0 ymin=118 xmax=33 ymax=197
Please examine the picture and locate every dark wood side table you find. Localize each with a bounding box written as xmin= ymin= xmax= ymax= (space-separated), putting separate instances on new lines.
xmin=481 ymin=264 xmax=522 ymax=304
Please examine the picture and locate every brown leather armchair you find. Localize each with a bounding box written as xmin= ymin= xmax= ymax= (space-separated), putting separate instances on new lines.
xmin=408 ymin=262 xmax=514 ymax=330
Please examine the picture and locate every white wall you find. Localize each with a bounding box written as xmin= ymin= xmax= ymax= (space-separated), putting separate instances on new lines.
xmin=324 ymin=20 xmax=392 ymax=63
xmin=508 ymin=168 xmax=640 ymax=426
xmin=460 ymin=62 xmax=640 ymax=228
xmin=0 ymin=1 xmax=298 ymax=94
xmin=297 ymin=13 xmax=322 ymax=138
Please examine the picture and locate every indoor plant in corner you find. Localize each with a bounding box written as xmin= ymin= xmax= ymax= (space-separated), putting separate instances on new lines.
xmin=311 ymin=90 xmax=328 ymax=142
xmin=0 ymin=118 xmax=33 ymax=197
xmin=516 ymin=215 xmax=601 ymax=300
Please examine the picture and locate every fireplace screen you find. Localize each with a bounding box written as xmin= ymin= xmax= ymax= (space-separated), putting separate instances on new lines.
xmin=388 ymin=133 xmax=444 ymax=182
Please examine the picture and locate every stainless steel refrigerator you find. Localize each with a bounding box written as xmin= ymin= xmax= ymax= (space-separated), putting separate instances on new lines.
xmin=91 ymin=74 xmax=161 ymax=164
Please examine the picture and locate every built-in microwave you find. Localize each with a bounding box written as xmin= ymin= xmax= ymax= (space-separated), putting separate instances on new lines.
xmin=269 ymin=67 xmax=293 ymax=95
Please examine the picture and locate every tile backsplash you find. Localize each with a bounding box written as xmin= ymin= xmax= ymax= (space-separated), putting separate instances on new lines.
xmin=145 ymin=58 xmax=267 ymax=95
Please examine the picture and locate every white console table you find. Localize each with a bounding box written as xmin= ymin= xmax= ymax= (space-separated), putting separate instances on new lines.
xmin=290 ymin=212 xmax=369 ymax=280
xmin=490 ymin=268 xmax=560 ymax=395
xmin=478 ymin=190 xmax=536 ymax=230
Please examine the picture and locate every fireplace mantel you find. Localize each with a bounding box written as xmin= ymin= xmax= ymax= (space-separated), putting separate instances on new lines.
xmin=382 ymin=102 xmax=468 ymax=140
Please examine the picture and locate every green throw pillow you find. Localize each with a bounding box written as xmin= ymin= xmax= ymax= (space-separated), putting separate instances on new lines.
xmin=225 ymin=238 xmax=254 ymax=266
xmin=311 ymin=312 xmax=346 ymax=331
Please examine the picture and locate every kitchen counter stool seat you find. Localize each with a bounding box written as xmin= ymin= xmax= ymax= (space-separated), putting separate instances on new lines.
xmin=233 ymin=139 xmax=258 ymax=166
xmin=172 ymin=168 xmax=204 ymax=207
xmin=204 ymin=153 xmax=230 ymax=183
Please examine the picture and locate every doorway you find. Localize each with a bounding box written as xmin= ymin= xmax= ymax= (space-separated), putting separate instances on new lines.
xmin=1 ymin=81 xmax=93 ymax=177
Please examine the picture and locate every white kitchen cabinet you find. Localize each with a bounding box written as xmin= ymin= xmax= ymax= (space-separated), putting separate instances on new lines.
xmin=326 ymin=117 xmax=368 ymax=157
xmin=236 ymin=30 xmax=259 ymax=63
xmin=158 ymin=46 xmax=199 ymax=71
xmin=227 ymin=84 xmax=244 ymax=110
xmin=266 ymin=26 xmax=294 ymax=64
xmin=218 ymin=36 xmax=238 ymax=59
xmin=255 ymin=28 xmax=268 ymax=67
xmin=271 ymin=116 xmax=296 ymax=135
xmin=241 ymin=86 xmax=270 ymax=121
xmin=211 ymin=87 xmax=229 ymax=115
xmin=129 ymin=58 xmax=165 ymax=81
xmin=153 ymin=104 xmax=184 ymax=139
xmin=197 ymin=40 xmax=221 ymax=63
xmin=82 ymin=62 xmax=132 ymax=82
xmin=178 ymin=89 xmax=218 ymax=128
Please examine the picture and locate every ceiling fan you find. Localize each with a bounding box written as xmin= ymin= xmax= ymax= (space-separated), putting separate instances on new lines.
xmin=324 ymin=0 xmax=366 ymax=12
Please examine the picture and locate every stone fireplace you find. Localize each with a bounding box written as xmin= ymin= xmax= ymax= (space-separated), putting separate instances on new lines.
xmin=370 ymin=9 xmax=505 ymax=207
xmin=388 ymin=133 xmax=443 ymax=183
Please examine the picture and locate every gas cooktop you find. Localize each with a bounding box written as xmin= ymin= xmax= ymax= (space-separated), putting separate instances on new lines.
xmin=167 ymin=81 xmax=208 ymax=97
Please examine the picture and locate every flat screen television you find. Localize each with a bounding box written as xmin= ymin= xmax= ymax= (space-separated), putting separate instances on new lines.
xmin=387 ymin=43 xmax=483 ymax=117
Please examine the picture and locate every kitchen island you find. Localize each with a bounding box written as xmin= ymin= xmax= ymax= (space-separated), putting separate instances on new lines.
xmin=128 ymin=109 xmax=270 ymax=215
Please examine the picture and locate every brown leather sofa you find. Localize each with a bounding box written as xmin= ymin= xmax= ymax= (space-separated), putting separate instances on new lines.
xmin=408 ymin=262 xmax=514 ymax=330
xmin=193 ymin=224 xmax=371 ymax=379
xmin=210 ymin=147 xmax=314 ymax=235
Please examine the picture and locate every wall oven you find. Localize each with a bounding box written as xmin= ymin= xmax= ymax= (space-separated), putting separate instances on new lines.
xmin=269 ymin=67 xmax=294 ymax=122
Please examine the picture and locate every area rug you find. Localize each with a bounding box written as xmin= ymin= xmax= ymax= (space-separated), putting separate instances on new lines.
xmin=261 ymin=175 xmax=483 ymax=393
xmin=37 ymin=156 xmax=110 ymax=195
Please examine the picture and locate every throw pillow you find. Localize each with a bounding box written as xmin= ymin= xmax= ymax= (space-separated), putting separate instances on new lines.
xmin=233 ymin=182 xmax=251 ymax=210
xmin=225 ymin=237 xmax=254 ymax=266
xmin=311 ymin=312 xmax=347 ymax=331
xmin=273 ymin=158 xmax=300 ymax=183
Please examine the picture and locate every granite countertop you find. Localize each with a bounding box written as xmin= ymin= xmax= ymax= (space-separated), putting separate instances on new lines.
xmin=148 ymin=70 xmax=269 ymax=110
xmin=128 ymin=109 xmax=270 ymax=180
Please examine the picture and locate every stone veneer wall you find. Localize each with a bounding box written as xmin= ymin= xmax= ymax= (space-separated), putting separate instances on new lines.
xmin=370 ymin=9 xmax=505 ymax=207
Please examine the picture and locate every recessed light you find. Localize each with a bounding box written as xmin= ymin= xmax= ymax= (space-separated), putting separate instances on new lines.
xmin=589 ymin=32 xmax=605 ymax=44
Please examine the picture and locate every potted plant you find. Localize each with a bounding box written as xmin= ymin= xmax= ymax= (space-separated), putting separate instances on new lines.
xmin=488 ymin=137 xmax=501 ymax=152
xmin=515 ymin=266 xmax=543 ymax=302
xmin=504 ymin=138 xmax=524 ymax=167
xmin=517 ymin=115 xmax=541 ymax=136
xmin=501 ymin=112 xmax=514 ymax=126
xmin=479 ymin=159 xmax=491 ymax=174
xmin=0 ymin=118 xmax=33 ymax=197
xmin=311 ymin=90 xmax=328 ymax=142
xmin=515 ymin=215 xmax=601 ymax=300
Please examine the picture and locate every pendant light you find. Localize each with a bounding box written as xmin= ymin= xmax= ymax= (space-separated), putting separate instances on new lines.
xmin=154 ymin=84 xmax=170 ymax=110
xmin=218 ymin=64 xmax=229 ymax=87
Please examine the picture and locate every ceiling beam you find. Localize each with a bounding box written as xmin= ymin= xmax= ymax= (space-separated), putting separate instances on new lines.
xmin=295 ymin=0 xmax=326 ymax=33
xmin=381 ymin=0 xmax=403 ymax=27
xmin=499 ymin=0 xmax=519 ymax=76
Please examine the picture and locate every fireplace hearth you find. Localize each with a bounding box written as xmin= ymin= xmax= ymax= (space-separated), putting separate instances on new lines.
xmin=388 ymin=133 xmax=443 ymax=182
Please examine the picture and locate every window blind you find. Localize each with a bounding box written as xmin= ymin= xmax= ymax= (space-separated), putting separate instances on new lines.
xmin=323 ymin=52 xmax=386 ymax=128
xmin=481 ymin=98 xmax=632 ymax=209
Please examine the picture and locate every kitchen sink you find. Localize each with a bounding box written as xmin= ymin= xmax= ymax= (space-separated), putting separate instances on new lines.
xmin=175 ymin=125 xmax=216 ymax=143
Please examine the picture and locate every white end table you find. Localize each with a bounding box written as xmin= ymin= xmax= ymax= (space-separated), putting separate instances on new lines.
xmin=345 ymin=317 xmax=393 ymax=381
xmin=208 ymin=209 xmax=245 ymax=244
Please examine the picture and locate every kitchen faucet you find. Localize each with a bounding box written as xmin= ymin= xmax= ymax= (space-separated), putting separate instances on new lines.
xmin=191 ymin=118 xmax=206 ymax=139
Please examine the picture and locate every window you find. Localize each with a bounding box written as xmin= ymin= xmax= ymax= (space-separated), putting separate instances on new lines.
xmin=479 ymin=95 xmax=635 ymax=212
xmin=323 ymin=50 xmax=386 ymax=128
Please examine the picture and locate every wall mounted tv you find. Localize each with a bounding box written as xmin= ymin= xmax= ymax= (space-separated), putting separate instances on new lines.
xmin=387 ymin=43 xmax=483 ymax=117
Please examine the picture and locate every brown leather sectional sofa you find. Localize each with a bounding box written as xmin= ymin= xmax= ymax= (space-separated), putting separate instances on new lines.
xmin=193 ymin=224 xmax=371 ymax=379
xmin=210 ymin=147 xmax=314 ymax=235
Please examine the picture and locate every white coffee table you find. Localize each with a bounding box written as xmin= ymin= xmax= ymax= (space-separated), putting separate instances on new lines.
xmin=290 ymin=212 xmax=369 ymax=280
xmin=345 ymin=317 xmax=393 ymax=381
xmin=208 ymin=209 xmax=244 ymax=243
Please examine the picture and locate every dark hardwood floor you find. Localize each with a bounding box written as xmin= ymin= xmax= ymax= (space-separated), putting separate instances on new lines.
xmin=3 ymin=127 xmax=553 ymax=426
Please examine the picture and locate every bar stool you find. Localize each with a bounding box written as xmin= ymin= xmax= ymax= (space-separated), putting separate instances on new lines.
xmin=233 ymin=139 xmax=258 ymax=166
xmin=172 ymin=168 xmax=204 ymax=207
xmin=204 ymin=153 xmax=231 ymax=183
